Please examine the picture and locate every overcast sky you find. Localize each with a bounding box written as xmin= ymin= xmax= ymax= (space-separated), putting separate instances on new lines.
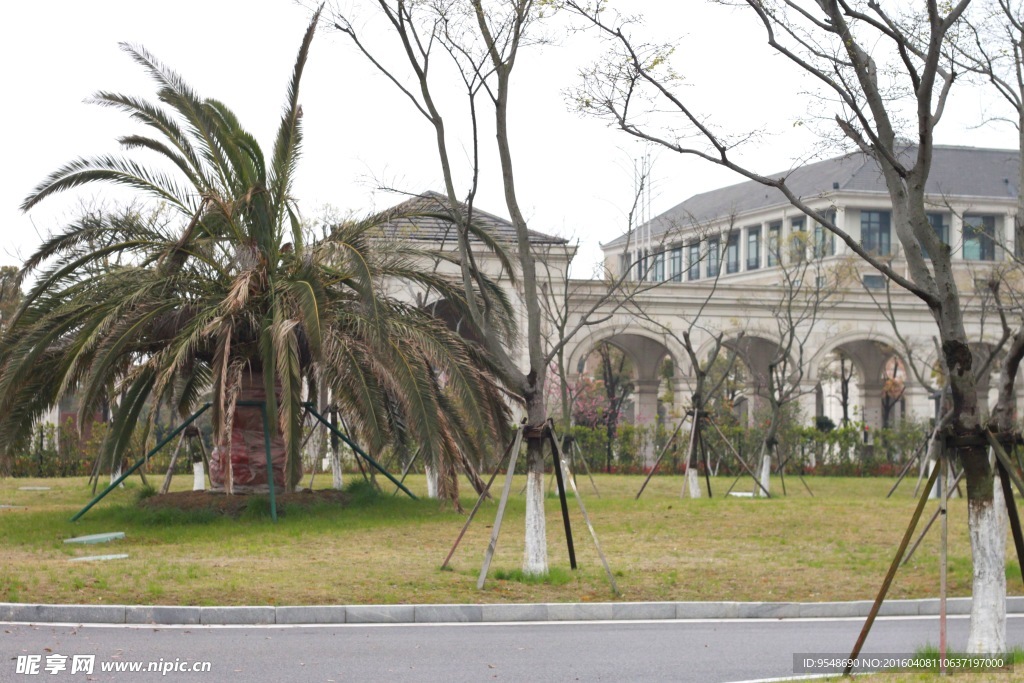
xmin=2 ymin=1 xmax=1016 ymax=273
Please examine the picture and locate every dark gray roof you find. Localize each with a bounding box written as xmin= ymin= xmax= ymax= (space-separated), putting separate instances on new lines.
xmin=608 ymin=145 xmax=1019 ymax=247
xmin=372 ymin=191 xmax=567 ymax=245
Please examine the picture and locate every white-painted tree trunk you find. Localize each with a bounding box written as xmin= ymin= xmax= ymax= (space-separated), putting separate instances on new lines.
xmin=523 ymin=467 xmax=548 ymax=575
xmin=111 ymin=465 xmax=124 ymax=488
xmin=192 ymin=461 xmax=205 ymax=491
xmin=425 ymin=464 xmax=438 ymax=499
xmin=330 ymin=450 xmax=343 ymax=490
xmin=758 ymin=453 xmax=771 ymax=497
xmin=686 ymin=467 xmax=702 ymax=499
xmin=966 ymin=473 xmax=1007 ymax=654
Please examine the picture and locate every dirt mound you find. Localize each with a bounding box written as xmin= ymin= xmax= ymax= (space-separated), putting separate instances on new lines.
xmin=139 ymin=488 xmax=351 ymax=516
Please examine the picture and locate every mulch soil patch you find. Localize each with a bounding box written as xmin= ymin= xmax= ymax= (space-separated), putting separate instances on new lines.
xmin=139 ymin=488 xmax=351 ymax=516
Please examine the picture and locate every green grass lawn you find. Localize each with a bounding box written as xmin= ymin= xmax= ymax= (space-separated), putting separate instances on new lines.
xmin=0 ymin=471 xmax=1021 ymax=606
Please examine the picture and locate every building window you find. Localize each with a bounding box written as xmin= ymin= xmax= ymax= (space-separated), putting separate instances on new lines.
xmin=652 ymin=251 xmax=665 ymax=282
xmin=669 ymin=247 xmax=682 ymax=282
xmin=767 ymin=221 xmax=781 ymax=267
xmin=923 ymin=213 xmax=948 ymax=259
xmin=861 ymin=210 xmax=891 ymax=256
xmin=747 ymin=227 xmax=761 ymax=270
xmin=635 ymin=249 xmax=648 ymax=281
xmin=726 ymin=231 xmax=740 ymax=274
xmin=814 ymin=211 xmax=835 ymax=257
xmin=687 ymin=242 xmax=700 ymax=280
xmin=790 ymin=216 xmax=806 ymax=261
xmin=707 ymin=236 xmax=720 ymax=277
xmin=863 ymin=274 xmax=886 ymax=290
xmin=963 ymin=214 xmax=996 ymax=261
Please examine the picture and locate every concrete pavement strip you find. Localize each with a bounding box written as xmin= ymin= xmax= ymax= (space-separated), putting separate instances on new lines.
xmin=1 ymin=597 xmax=1022 ymax=625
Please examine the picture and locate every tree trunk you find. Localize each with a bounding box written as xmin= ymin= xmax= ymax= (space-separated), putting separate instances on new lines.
xmin=192 ymin=460 xmax=205 ymax=491
xmin=522 ymin=391 xmax=548 ymax=576
xmin=209 ymin=373 xmax=287 ymax=493
xmin=758 ymin=447 xmax=771 ymax=498
xmin=685 ymin=422 xmax=701 ymax=499
xmin=966 ymin=472 xmax=1007 ymax=653
xmin=686 ymin=468 xmax=702 ymax=499
xmin=425 ymin=464 xmax=439 ymax=499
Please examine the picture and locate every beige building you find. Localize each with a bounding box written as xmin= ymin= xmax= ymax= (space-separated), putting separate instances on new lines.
xmin=588 ymin=145 xmax=1021 ymax=434
xmin=373 ymin=149 xmax=1021 ymax=457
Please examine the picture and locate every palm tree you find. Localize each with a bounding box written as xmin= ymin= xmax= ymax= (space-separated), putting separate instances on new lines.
xmin=0 ymin=9 xmax=510 ymax=499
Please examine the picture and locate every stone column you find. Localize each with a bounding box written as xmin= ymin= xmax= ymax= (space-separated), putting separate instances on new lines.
xmin=740 ymin=226 xmax=749 ymax=272
xmin=950 ymin=209 xmax=964 ymax=261
xmin=1004 ymin=210 xmax=1016 ymax=260
xmin=860 ymin=380 xmax=885 ymax=432
xmin=833 ymin=205 xmax=847 ymax=255
xmin=904 ymin=384 xmax=934 ymax=423
xmin=796 ymin=381 xmax=820 ymax=426
xmin=672 ymin=377 xmax=689 ymax=419
xmin=633 ymin=379 xmax=662 ymax=469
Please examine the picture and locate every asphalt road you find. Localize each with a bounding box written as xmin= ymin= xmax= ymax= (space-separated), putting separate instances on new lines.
xmin=3 ymin=615 xmax=1022 ymax=682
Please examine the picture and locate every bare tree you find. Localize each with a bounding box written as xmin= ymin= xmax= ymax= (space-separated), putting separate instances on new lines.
xmin=567 ymin=0 xmax=1019 ymax=649
xmin=747 ymin=235 xmax=840 ymax=496
xmin=625 ymin=215 xmax=749 ymax=498
xmin=335 ymin=0 xmax=659 ymax=575
xmin=958 ymin=0 xmax=1024 ymax=253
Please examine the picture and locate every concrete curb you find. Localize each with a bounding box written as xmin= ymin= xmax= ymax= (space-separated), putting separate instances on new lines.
xmin=2 ymin=597 xmax=1023 ymax=625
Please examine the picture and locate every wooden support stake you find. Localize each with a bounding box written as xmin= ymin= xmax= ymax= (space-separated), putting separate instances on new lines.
xmin=636 ymin=417 xmax=686 ymax=500
xmin=573 ymin=440 xmax=600 ymax=498
xmin=777 ymin=444 xmax=787 ymax=497
xmin=477 ymin=428 xmax=524 ymax=590
xmin=901 ymin=470 xmax=963 ymax=567
xmin=709 ymin=419 xmax=771 ymax=498
xmin=887 ymin=442 xmax=923 ymax=498
xmin=986 ymin=431 xmax=1024 ymax=499
xmin=159 ymin=433 xmax=188 ymax=495
xmin=940 ymin=446 xmax=948 ymax=674
xmin=392 ymin=448 xmax=421 ymax=496
xmin=443 ymin=426 xmax=522 ymax=570
xmin=844 ymin=464 xmax=940 ymax=676
xmin=996 ymin=457 xmax=1024 ymax=587
xmin=699 ymin=424 xmax=713 ymax=498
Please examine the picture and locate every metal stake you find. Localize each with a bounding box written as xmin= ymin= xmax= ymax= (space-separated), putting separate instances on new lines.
xmin=71 ymin=403 xmax=212 ymax=522
xmin=844 ymin=464 xmax=940 ymax=676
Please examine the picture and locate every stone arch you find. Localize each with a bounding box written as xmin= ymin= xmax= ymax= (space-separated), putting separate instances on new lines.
xmin=564 ymin=326 xmax=683 ymax=469
xmin=692 ymin=329 xmax=755 ymax=426
xmin=565 ymin=325 xmax=684 ymax=383
xmin=806 ymin=329 xmax=905 ymax=384
xmin=809 ymin=333 xmax=908 ymax=430
xmin=722 ymin=334 xmax=784 ymax=395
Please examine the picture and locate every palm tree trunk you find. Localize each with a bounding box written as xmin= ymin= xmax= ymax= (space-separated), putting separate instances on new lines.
xmin=210 ymin=373 xmax=287 ymax=493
